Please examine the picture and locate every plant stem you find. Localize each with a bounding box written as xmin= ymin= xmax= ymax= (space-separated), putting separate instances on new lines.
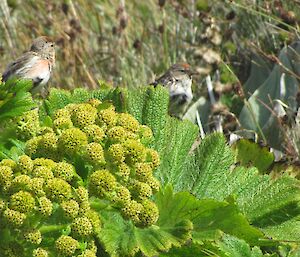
xmin=39 ymin=224 xmax=68 ymax=234
xmin=89 ymin=198 xmax=111 ymax=211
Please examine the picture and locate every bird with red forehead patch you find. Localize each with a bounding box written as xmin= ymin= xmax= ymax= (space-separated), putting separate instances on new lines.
xmin=151 ymin=62 xmax=196 ymax=117
xmin=2 ymin=36 xmax=55 ymax=96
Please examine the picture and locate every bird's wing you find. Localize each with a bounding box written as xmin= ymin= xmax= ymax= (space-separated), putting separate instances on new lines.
xmin=151 ymin=71 xmax=174 ymax=87
xmin=171 ymin=70 xmax=185 ymax=81
xmin=2 ymin=52 xmax=39 ymax=81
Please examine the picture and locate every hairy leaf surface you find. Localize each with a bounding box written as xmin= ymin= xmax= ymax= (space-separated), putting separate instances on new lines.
xmin=176 ymin=133 xmax=300 ymax=241
xmin=124 ymin=85 xmax=199 ymax=185
xmin=98 ymin=186 xmax=262 ymax=257
xmin=217 ymin=234 xmax=266 ymax=257
xmin=0 ymin=80 xmax=35 ymax=121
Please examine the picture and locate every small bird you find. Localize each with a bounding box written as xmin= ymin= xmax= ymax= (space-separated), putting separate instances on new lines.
xmin=2 ymin=36 xmax=55 ymax=96
xmin=151 ymin=63 xmax=195 ymax=117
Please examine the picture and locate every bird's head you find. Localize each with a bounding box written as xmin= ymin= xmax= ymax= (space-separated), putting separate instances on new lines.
xmin=30 ymin=36 xmax=55 ymax=59
xmin=169 ymin=62 xmax=197 ymax=77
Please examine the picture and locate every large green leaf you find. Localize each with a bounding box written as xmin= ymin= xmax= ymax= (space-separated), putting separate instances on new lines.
xmin=124 ymin=85 xmax=199 ymax=186
xmin=160 ymin=235 xmax=272 ymax=257
xmin=232 ymin=139 xmax=274 ymax=173
xmin=154 ymin=117 xmax=199 ymax=185
xmin=176 ymin=133 xmax=235 ymax=199
xmin=124 ymin=87 xmax=148 ymax=123
xmin=176 ymin=133 xmax=300 ymax=241
xmin=159 ymin=242 xmax=227 ymax=257
xmin=157 ymin=186 xmax=263 ymax=245
xmin=141 ymin=86 xmax=169 ymax=139
xmin=0 ymin=80 xmax=36 ymax=160
xmin=217 ymin=234 xmax=267 ymax=257
xmin=125 ymin=85 xmax=169 ymax=141
xmin=280 ymin=245 xmax=300 ymax=257
xmin=97 ymin=185 xmax=262 ymax=257
xmin=260 ymin=215 xmax=300 ymax=243
xmin=0 ymin=79 xmax=36 ymax=121
xmin=97 ymin=212 xmax=139 ymax=257
xmin=97 ymin=186 xmax=193 ymax=257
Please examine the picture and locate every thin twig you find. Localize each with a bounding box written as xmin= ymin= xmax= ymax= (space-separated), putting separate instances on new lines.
xmin=196 ymin=111 xmax=205 ymax=139
xmin=206 ymin=75 xmax=216 ymax=104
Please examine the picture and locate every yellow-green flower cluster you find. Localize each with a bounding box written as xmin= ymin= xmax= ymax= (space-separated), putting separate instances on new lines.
xmin=0 ymin=156 xmax=100 ymax=257
xmin=55 ymin=235 xmax=79 ymax=256
xmin=16 ymin=109 xmax=40 ymax=140
xmin=16 ymin=100 xmax=161 ymax=227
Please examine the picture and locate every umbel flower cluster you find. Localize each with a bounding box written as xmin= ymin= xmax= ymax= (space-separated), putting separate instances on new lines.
xmin=0 ymin=156 xmax=99 ymax=257
xmin=17 ymin=99 xmax=160 ymax=227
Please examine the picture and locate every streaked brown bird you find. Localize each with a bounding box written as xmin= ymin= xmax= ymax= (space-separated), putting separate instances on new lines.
xmin=2 ymin=36 xmax=55 ymax=96
xmin=151 ymin=63 xmax=195 ymax=116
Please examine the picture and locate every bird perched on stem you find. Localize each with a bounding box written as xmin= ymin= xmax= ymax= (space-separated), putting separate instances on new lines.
xmin=151 ymin=63 xmax=196 ymax=117
xmin=2 ymin=36 xmax=55 ymax=96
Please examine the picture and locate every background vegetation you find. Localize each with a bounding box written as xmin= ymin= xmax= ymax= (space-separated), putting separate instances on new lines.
xmin=0 ymin=0 xmax=297 ymax=87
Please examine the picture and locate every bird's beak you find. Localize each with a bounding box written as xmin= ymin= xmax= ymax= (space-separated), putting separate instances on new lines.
xmin=188 ymin=69 xmax=198 ymax=76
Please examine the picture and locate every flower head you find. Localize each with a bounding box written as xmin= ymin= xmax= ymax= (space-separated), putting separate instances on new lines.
xmin=58 ymin=128 xmax=88 ymax=155
xmin=55 ymin=235 xmax=79 ymax=256
xmin=89 ymin=170 xmax=116 ymax=197
xmin=71 ymin=103 xmax=98 ymax=128
xmin=9 ymin=190 xmax=35 ymax=213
